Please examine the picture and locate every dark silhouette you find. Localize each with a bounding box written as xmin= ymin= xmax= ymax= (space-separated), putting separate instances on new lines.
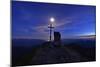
xmin=54 ymin=32 xmax=61 ymax=47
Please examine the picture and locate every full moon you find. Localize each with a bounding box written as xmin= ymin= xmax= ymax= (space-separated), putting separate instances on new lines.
xmin=50 ymin=17 xmax=55 ymax=22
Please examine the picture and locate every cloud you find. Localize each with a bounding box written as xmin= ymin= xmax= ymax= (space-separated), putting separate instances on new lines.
xmin=30 ymin=16 xmax=77 ymax=34
xmin=32 ymin=25 xmax=48 ymax=33
xmin=55 ymin=20 xmax=71 ymax=27
xmin=31 ymin=20 xmax=71 ymax=32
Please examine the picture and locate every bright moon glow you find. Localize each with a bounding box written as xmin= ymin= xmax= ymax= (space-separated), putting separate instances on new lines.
xmin=50 ymin=17 xmax=55 ymax=22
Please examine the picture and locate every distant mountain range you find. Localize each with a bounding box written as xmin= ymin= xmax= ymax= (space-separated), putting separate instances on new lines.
xmin=12 ymin=39 xmax=45 ymax=47
xmin=62 ymin=35 xmax=96 ymax=39
xmin=12 ymin=35 xmax=95 ymax=47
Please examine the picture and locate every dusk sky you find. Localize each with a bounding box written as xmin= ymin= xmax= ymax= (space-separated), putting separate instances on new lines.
xmin=12 ymin=1 xmax=96 ymax=40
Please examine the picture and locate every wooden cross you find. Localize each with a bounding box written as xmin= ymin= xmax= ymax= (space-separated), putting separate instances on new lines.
xmin=48 ymin=23 xmax=54 ymax=41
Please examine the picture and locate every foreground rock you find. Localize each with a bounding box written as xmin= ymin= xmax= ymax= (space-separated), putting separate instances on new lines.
xmin=30 ymin=42 xmax=82 ymax=65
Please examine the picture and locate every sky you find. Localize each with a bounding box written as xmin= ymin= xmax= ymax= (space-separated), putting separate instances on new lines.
xmin=12 ymin=1 xmax=96 ymax=40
